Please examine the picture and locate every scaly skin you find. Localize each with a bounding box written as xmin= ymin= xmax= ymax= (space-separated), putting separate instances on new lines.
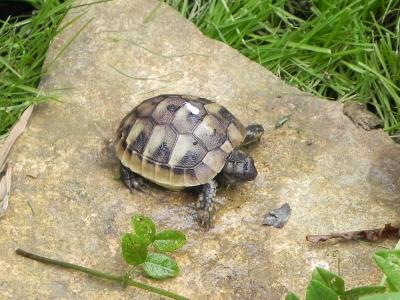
xmin=196 ymin=180 xmax=218 ymax=229
xmin=242 ymin=124 xmax=265 ymax=146
xmin=120 ymin=163 xmax=147 ymax=192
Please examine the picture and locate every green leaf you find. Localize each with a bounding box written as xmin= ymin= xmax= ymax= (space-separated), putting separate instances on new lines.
xmin=286 ymin=292 xmax=300 ymax=300
xmin=153 ymin=230 xmax=186 ymax=252
xmin=374 ymin=250 xmax=400 ymax=291
xmin=121 ymin=233 xmax=148 ymax=265
xmin=342 ymin=286 xmax=386 ymax=300
xmin=132 ymin=214 xmax=156 ymax=246
xmin=312 ymin=267 xmax=345 ymax=294
xmin=142 ymin=253 xmax=180 ymax=279
xmin=306 ymin=280 xmax=338 ymax=300
xmin=360 ymin=292 xmax=400 ymax=300
xmin=311 ymin=267 xmax=345 ymax=294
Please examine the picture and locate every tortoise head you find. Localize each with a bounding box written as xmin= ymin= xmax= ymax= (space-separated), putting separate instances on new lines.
xmin=217 ymin=149 xmax=257 ymax=185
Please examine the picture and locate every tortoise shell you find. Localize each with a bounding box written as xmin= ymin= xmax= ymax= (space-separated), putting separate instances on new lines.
xmin=115 ymin=95 xmax=246 ymax=189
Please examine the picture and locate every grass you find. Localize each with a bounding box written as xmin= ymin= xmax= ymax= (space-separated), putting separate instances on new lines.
xmin=1 ymin=1 xmax=399 ymax=137
xmin=0 ymin=0 xmax=78 ymax=138
xmin=165 ymin=0 xmax=400 ymax=134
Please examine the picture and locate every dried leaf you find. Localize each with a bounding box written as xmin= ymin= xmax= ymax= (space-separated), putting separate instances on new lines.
xmin=0 ymin=163 xmax=12 ymax=218
xmin=0 ymin=105 xmax=33 ymax=218
xmin=0 ymin=105 xmax=33 ymax=170
xmin=306 ymin=224 xmax=400 ymax=243
xmin=262 ymin=203 xmax=291 ymax=228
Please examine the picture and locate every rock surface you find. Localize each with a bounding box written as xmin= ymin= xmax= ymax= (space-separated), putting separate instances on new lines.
xmin=1 ymin=1 xmax=400 ymax=299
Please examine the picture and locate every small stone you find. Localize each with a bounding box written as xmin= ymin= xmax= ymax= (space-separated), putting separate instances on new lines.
xmin=343 ymin=102 xmax=383 ymax=130
xmin=275 ymin=114 xmax=291 ymax=129
xmin=262 ymin=203 xmax=291 ymax=228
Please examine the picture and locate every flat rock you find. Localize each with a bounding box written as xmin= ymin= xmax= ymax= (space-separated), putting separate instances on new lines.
xmin=1 ymin=1 xmax=400 ymax=299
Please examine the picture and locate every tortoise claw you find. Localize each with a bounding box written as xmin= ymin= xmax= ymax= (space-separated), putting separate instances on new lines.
xmin=196 ymin=209 xmax=213 ymax=230
xmin=126 ymin=178 xmax=148 ymax=193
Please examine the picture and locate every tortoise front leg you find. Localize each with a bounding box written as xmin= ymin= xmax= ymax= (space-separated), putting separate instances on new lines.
xmin=120 ymin=163 xmax=147 ymax=192
xmin=242 ymin=124 xmax=264 ymax=146
xmin=196 ymin=180 xmax=218 ymax=229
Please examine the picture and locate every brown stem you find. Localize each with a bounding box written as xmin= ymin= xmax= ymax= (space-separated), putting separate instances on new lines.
xmin=16 ymin=248 xmax=189 ymax=300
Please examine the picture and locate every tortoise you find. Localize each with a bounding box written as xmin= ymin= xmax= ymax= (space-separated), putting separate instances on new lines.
xmin=115 ymin=94 xmax=264 ymax=227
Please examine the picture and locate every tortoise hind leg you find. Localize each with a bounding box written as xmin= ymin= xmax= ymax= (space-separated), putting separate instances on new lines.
xmin=196 ymin=180 xmax=218 ymax=229
xmin=242 ymin=124 xmax=264 ymax=146
xmin=120 ymin=163 xmax=147 ymax=192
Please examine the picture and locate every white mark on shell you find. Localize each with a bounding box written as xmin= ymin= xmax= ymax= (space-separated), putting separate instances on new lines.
xmin=185 ymin=103 xmax=200 ymax=115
